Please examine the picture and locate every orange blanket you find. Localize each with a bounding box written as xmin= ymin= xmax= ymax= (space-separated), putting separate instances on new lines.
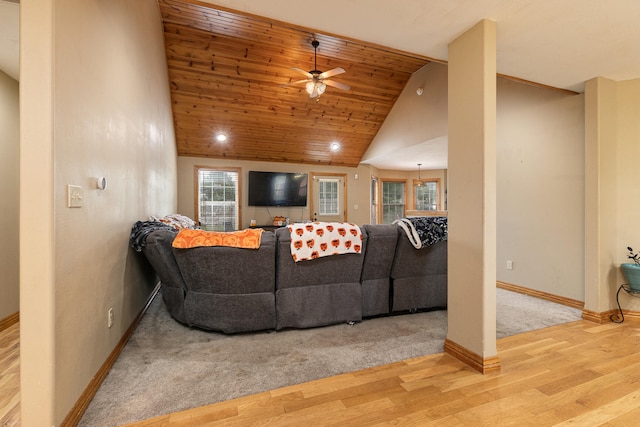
xmin=172 ymin=228 xmax=263 ymax=249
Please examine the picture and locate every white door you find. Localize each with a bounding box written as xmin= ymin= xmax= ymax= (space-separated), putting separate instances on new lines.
xmin=311 ymin=174 xmax=346 ymax=222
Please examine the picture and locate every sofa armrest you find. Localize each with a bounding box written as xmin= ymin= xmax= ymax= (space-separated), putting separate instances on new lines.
xmin=142 ymin=229 xmax=186 ymax=290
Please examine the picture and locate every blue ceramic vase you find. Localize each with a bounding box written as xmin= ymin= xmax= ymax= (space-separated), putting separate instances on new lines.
xmin=621 ymin=263 xmax=640 ymax=291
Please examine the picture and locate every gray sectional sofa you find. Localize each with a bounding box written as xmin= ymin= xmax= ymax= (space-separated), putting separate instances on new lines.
xmin=137 ymin=222 xmax=447 ymax=334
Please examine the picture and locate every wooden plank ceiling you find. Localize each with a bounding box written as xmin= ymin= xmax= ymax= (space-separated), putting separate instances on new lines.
xmin=158 ymin=0 xmax=431 ymax=167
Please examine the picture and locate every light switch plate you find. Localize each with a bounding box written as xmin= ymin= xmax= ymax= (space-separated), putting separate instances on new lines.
xmin=67 ymin=185 xmax=84 ymax=208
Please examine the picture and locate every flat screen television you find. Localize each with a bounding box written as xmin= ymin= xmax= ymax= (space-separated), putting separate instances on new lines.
xmin=248 ymin=171 xmax=308 ymax=207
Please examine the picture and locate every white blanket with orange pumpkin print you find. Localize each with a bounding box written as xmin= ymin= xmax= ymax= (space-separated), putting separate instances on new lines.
xmin=288 ymin=222 xmax=363 ymax=262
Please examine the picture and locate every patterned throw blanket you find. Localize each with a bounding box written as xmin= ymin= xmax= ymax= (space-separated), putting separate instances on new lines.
xmin=172 ymin=228 xmax=264 ymax=249
xmin=129 ymin=221 xmax=177 ymax=252
xmin=394 ymin=216 xmax=448 ymax=249
xmin=288 ymin=222 xmax=363 ymax=262
xmin=129 ymin=214 xmax=197 ymax=252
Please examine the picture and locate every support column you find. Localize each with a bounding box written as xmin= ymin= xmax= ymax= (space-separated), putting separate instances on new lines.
xmin=445 ymin=19 xmax=499 ymax=373
xmin=583 ymin=77 xmax=640 ymax=321
xmin=20 ymin=1 xmax=57 ymax=425
xmin=583 ymin=77 xmax=618 ymax=321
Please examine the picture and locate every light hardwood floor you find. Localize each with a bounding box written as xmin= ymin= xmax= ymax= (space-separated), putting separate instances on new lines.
xmin=0 ymin=321 xmax=19 ymax=426
xmin=123 ymin=319 xmax=640 ymax=426
xmin=3 ymin=319 xmax=640 ymax=426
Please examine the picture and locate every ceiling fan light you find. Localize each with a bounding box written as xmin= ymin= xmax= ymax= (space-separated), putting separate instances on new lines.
xmin=306 ymin=81 xmax=326 ymax=98
xmin=305 ymin=81 xmax=315 ymax=95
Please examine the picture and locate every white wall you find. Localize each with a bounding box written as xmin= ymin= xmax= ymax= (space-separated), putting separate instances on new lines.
xmin=496 ymin=78 xmax=585 ymax=301
xmin=177 ymin=157 xmax=373 ymax=226
xmin=20 ymin=0 xmax=177 ymax=424
xmin=366 ymin=56 xmax=585 ymax=304
xmin=0 ymin=70 xmax=19 ymax=320
xmin=361 ymin=61 xmax=448 ymax=168
xmin=365 ymin=59 xmax=587 ymax=304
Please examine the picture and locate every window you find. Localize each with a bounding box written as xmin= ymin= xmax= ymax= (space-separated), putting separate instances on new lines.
xmin=370 ymin=176 xmax=379 ymax=224
xmin=414 ymin=179 xmax=440 ymax=211
xmin=318 ymin=178 xmax=339 ymax=215
xmin=381 ymin=180 xmax=406 ymax=224
xmin=195 ymin=167 xmax=241 ymax=231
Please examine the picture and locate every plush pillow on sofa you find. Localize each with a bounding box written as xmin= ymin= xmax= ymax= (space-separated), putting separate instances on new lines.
xmin=150 ymin=214 xmax=196 ymax=230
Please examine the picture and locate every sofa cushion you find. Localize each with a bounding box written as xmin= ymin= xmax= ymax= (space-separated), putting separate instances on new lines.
xmin=173 ymin=231 xmax=276 ymax=294
xmin=360 ymin=224 xmax=399 ymax=316
xmin=361 ymin=224 xmax=398 ymax=281
xmin=274 ymin=226 xmax=367 ymax=329
xmin=391 ymin=236 xmax=447 ymax=279
xmin=390 ymin=235 xmax=448 ymax=312
xmin=275 ymin=227 xmax=366 ymax=289
xmin=391 ymin=275 xmax=447 ymax=312
xmin=185 ymin=291 xmax=276 ymax=333
xmin=276 ymin=283 xmax=362 ymax=329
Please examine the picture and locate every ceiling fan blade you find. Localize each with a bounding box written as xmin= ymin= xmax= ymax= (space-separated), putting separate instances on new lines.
xmin=280 ymin=79 xmax=309 ymax=88
xmin=319 ymin=67 xmax=345 ymax=79
xmin=324 ymin=79 xmax=351 ymax=91
xmin=291 ymin=67 xmax=313 ymax=78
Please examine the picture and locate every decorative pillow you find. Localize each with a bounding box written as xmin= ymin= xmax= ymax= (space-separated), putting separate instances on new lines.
xmin=149 ymin=214 xmax=196 ymax=230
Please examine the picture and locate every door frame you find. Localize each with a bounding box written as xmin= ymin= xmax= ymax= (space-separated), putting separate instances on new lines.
xmin=309 ymin=172 xmax=348 ymax=222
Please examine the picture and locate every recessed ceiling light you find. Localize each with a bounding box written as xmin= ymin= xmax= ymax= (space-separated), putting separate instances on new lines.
xmin=330 ymin=142 xmax=340 ymax=152
xmin=216 ymin=133 xmax=227 ymax=142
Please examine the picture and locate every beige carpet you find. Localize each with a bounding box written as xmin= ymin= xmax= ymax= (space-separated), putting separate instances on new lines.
xmin=78 ymin=288 xmax=581 ymax=426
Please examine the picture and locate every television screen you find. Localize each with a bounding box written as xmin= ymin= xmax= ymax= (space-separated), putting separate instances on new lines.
xmin=248 ymin=171 xmax=308 ymax=207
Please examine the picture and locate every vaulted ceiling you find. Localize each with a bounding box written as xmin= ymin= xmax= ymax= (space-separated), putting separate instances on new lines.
xmin=3 ymin=0 xmax=640 ymax=169
xmin=158 ymin=0 xmax=433 ymax=167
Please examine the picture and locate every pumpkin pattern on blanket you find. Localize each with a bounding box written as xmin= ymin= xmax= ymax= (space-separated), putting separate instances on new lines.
xmin=172 ymin=228 xmax=263 ymax=249
xmin=288 ymin=222 xmax=362 ymax=262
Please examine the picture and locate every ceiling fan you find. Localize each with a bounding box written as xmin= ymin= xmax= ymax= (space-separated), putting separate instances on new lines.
xmin=282 ymin=39 xmax=351 ymax=99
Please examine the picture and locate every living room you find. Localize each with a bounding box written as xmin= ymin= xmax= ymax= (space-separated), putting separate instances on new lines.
xmin=2 ymin=0 xmax=640 ymax=425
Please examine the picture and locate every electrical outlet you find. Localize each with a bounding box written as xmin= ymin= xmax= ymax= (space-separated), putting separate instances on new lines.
xmin=506 ymin=260 xmax=513 ymax=270
xmin=108 ymin=308 xmax=114 ymax=328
